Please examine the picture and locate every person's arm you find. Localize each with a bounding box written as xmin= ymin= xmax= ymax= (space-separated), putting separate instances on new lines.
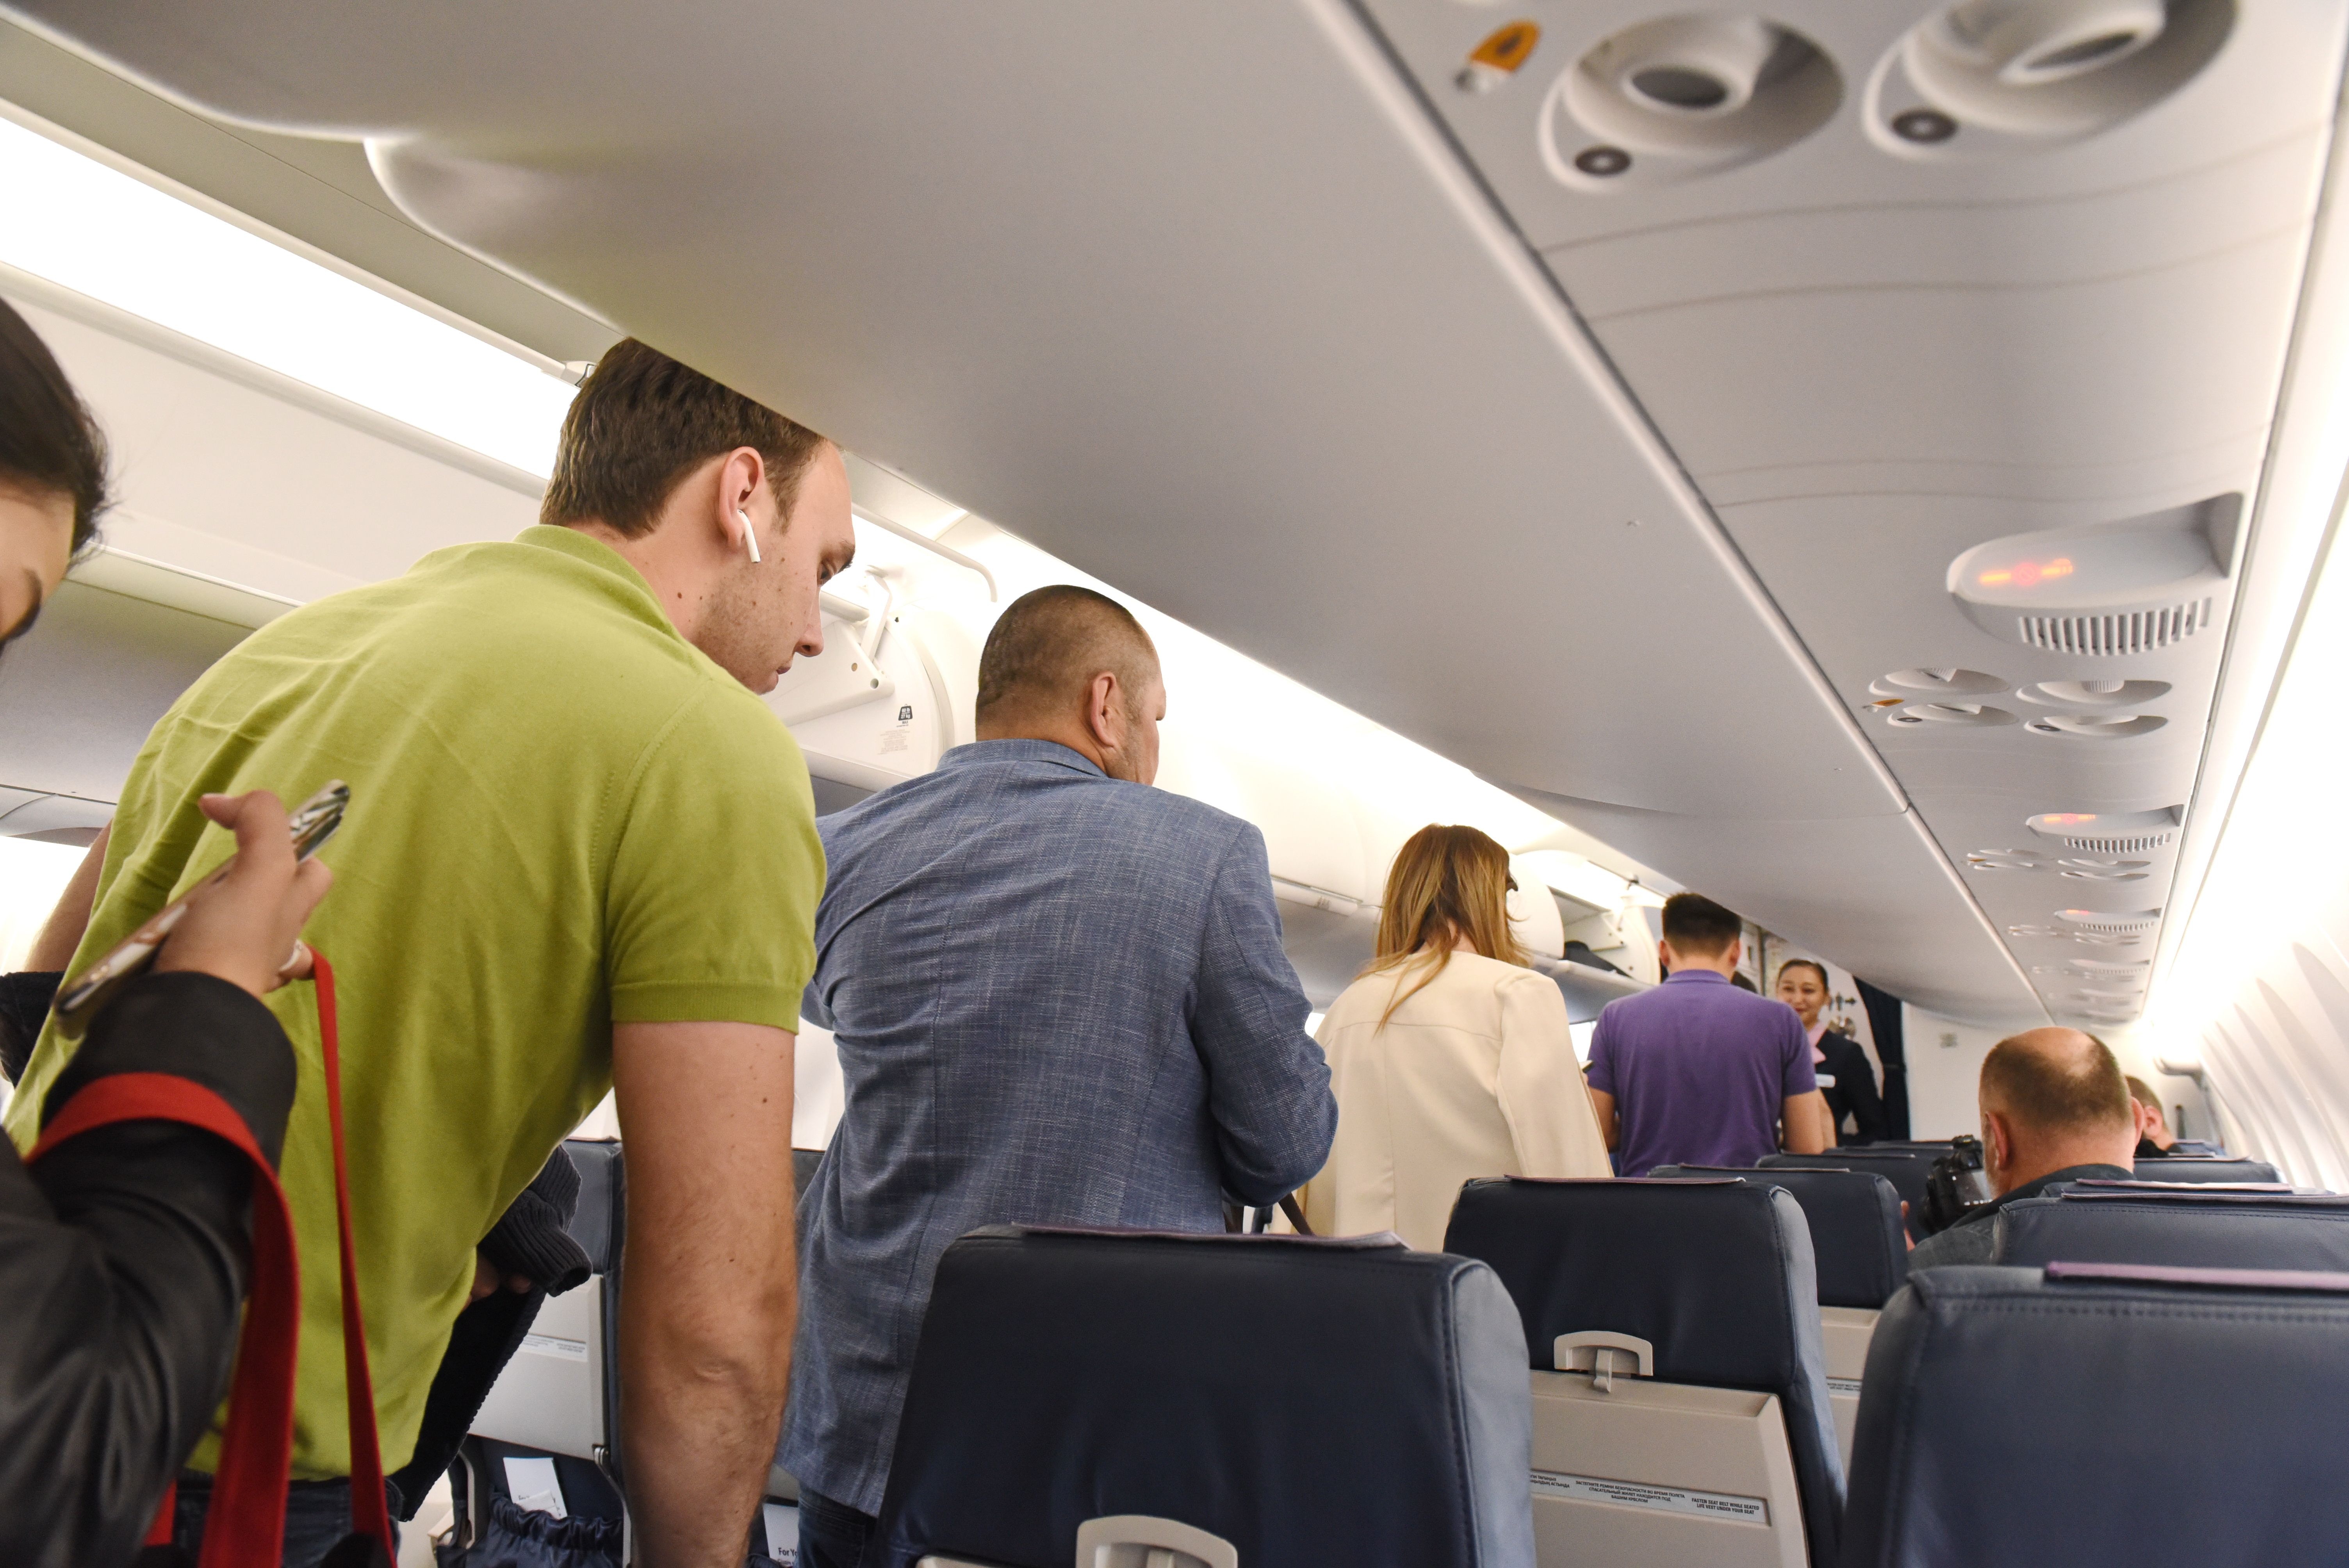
xmin=1189 ymin=827 xmax=1335 ymax=1204
xmin=1496 ymin=975 xmax=1611 ymax=1176
xmin=1588 ymin=1088 xmax=1620 ymax=1151
xmin=1583 ymin=1012 xmax=1620 ymax=1151
xmin=1782 ymin=1095 xmax=1830 ymax=1155
xmin=613 ymin=1021 xmax=797 ymax=1568
xmin=25 ymin=820 xmax=109 ymax=973
xmin=0 ymin=792 xmax=321 ymax=1568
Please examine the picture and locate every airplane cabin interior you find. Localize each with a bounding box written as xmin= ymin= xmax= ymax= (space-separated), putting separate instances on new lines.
xmin=4 ymin=1 xmax=2349 ymax=1565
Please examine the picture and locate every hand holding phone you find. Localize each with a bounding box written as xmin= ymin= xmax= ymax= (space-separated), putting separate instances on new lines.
xmin=53 ymin=783 xmax=344 ymax=1032
xmin=155 ymin=789 xmax=337 ymax=997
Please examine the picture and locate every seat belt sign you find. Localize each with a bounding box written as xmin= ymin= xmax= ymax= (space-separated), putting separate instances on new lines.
xmin=1530 ymin=1470 xmax=1770 ymax=1523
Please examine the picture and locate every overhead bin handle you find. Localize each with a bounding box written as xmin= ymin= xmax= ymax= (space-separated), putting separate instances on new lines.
xmin=1556 ymin=1330 xmax=1655 ymax=1393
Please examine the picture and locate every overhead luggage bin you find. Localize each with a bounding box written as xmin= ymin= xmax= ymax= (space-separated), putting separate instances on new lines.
xmin=1445 ymin=1177 xmax=1843 ymax=1568
xmin=873 ymin=1226 xmax=1532 ymax=1568
xmin=1843 ymin=1262 xmax=2349 ymax=1566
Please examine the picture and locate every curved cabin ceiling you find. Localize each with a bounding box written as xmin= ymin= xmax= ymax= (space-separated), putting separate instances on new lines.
xmin=9 ymin=0 xmax=2345 ymax=1026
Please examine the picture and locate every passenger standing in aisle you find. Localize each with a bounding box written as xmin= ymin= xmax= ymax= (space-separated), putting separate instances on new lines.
xmin=9 ymin=340 xmax=849 ymax=1568
xmin=1583 ymin=893 xmax=1826 ymax=1176
xmin=1303 ymin=824 xmax=1609 ymax=1249
xmin=782 ymin=584 xmax=1336 ymax=1568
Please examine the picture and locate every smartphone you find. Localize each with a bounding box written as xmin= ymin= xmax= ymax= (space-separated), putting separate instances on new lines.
xmin=51 ymin=780 xmax=349 ymax=1034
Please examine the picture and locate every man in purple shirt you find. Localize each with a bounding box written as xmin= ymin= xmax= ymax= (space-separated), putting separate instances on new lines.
xmin=1586 ymin=893 xmax=1827 ymax=1176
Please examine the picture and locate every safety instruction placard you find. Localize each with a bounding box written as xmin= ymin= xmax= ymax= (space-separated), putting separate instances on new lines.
xmin=1531 ymin=1470 xmax=1769 ymax=1523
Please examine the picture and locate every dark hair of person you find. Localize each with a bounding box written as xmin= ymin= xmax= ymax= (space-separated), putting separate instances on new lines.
xmin=539 ymin=338 xmax=829 ymax=537
xmin=1661 ymin=891 xmax=1742 ymax=955
xmin=1982 ymin=1030 xmax=2131 ymax=1134
xmin=1779 ymin=958 xmax=1830 ymax=990
xmin=0 ymin=297 xmax=109 ymax=556
xmin=974 ymin=584 xmax=1157 ymax=723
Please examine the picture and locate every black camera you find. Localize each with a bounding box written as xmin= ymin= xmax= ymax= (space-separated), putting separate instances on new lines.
xmin=1917 ymin=1134 xmax=1995 ymax=1236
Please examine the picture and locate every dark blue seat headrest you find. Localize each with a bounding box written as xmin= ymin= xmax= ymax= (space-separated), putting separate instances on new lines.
xmin=1759 ymin=1150 xmax=1934 ymax=1206
xmin=561 ymin=1138 xmax=623 ymax=1275
xmin=875 ymin=1227 xmax=1532 ymax=1568
xmin=1651 ymin=1166 xmax=1907 ymax=1309
xmin=1996 ymin=1193 xmax=2349 ymax=1272
xmin=2133 ymin=1156 xmax=2281 ymax=1183
xmin=1444 ymin=1178 xmax=1843 ymax=1567
xmin=1843 ymin=1263 xmax=2349 ymax=1566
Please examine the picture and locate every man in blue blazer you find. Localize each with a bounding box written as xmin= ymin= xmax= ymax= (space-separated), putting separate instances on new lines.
xmin=779 ymin=584 xmax=1338 ymax=1565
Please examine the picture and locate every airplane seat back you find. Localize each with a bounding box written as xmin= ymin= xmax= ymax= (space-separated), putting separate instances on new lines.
xmin=1842 ymin=1263 xmax=2349 ymax=1566
xmin=2134 ymin=1156 xmax=2284 ymax=1183
xmin=1444 ymin=1178 xmax=1842 ymax=1568
xmin=1996 ymin=1191 xmax=2349 ymax=1271
xmin=1760 ymin=1151 xmax=1936 ymax=1242
xmin=873 ymin=1226 xmax=1533 ymax=1568
xmin=1650 ymin=1165 xmax=1907 ymax=1470
xmin=466 ymin=1138 xmax=625 ymax=1467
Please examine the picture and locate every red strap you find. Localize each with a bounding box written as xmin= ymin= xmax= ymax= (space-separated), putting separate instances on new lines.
xmin=311 ymin=953 xmax=392 ymax=1554
xmin=32 ymin=1072 xmax=298 ymax=1563
xmin=30 ymin=953 xmax=392 ymax=1564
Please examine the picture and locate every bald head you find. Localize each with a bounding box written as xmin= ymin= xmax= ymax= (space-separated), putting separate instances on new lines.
xmin=975 ymin=584 xmax=1165 ymax=783
xmin=1977 ymin=1026 xmax=2138 ymax=1193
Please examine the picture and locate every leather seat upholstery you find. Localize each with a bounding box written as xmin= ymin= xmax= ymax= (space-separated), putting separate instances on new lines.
xmin=1651 ymin=1166 xmax=1907 ymax=1309
xmin=2132 ymin=1156 xmax=2282 ymax=1183
xmin=1996 ymin=1189 xmax=2349 ymax=1270
xmin=1842 ymin=1262 xmax=2349 ymax=1566
xmin=873 ymin=1227 xmax=1533 ymax=1568
xmin=1761 ymin=1151 xmax=1937 ymax=1240
xmin=1444 ymin=1178 xmax=1844 ymax=1567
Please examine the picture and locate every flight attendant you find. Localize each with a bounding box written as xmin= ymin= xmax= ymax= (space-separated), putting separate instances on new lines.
xmin=1303 ymin=824 xmax=1609 ymax=1249
xmin=1776 ymin=958 xmax=1887 ymax=1145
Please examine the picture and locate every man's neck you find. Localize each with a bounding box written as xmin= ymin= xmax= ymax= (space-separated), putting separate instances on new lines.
xmin=567 ymin=520 xmax=709 ymax=642
xmin=975 ymin=722 xmax=1110 ymax=775
xmin=1996 ymin=1146 xmax=2134 ymax=1196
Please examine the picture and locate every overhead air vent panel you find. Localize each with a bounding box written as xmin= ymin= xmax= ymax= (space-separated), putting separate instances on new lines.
xmin=1948 ymin=495 xmax=2238 ymax=654
xmin=2026 ymin=808 xmax=2182 ymax=855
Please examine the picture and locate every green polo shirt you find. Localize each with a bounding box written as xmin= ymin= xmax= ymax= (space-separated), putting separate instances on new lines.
xmin=8 ymin=525 xmax=823 ymax=1479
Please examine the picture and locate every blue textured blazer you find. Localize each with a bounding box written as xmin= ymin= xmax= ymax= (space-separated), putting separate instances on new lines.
xmin=777 ymin=739 xmax=1337 ymax=1513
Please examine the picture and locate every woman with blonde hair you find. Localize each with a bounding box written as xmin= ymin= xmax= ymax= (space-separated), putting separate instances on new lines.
xmin=1301 ymin=824 xmax=1609 ymax=1249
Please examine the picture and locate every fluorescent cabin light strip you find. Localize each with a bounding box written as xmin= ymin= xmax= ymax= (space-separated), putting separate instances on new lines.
xmin=0 ymin=113 xmax=573 ymax=476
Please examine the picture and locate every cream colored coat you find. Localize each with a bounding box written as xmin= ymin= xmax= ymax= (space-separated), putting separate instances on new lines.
xmin=1301 ymin=950 xmax=1611 ymax=1250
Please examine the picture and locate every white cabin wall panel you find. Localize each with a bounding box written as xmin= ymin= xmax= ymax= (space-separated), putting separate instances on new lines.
xmin=2244 ymin=973 xmax=2349 ymax=1188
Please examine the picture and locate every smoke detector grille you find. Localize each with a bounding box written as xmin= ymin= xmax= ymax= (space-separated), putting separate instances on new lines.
xmin=2016 ymin=597 xmax=2210 ymax=655
xmin=2026 ymin=809 xmax=2181 ymax=854
xmin=2057 ymin=909 xmax=2161 ymax=937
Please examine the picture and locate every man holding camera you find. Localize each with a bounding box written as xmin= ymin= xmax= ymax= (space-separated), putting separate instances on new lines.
xmin=1907 ymin=1027 xmax=2138 ymax=1269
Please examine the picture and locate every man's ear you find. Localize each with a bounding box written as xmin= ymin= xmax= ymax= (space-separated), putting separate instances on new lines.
xmin=1084 ymin=670 xmax=1121 ymax=748
xmin=1983 ymin=1109 xmax=2012 ymax=1175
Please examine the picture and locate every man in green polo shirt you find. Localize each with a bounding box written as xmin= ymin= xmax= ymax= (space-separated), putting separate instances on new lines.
xmin=11 ymin=339 xmax=852 ymax=1567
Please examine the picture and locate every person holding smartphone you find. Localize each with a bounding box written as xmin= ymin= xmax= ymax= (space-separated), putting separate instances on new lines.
xmin=0 ymin=296 xmax=333 ymax=1568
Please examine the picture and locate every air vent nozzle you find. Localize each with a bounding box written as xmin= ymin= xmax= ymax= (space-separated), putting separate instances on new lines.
xmin=2056 ymin=908 xmax=2161 ymax=937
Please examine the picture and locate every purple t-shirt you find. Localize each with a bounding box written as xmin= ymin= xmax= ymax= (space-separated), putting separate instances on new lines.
xmin=1585 ymin=970 xmax=1817 ymax=1177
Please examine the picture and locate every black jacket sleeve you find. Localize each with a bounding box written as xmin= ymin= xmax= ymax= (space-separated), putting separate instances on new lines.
xmin=1823 ymin=1034 xmax=1889 ymax=1145
xmin=0 ymin=970 xmax=296 ymax=1568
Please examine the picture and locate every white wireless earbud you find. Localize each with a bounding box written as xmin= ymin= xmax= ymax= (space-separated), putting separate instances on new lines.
xmin=738 ymin=507 xmax=762 ymax=564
